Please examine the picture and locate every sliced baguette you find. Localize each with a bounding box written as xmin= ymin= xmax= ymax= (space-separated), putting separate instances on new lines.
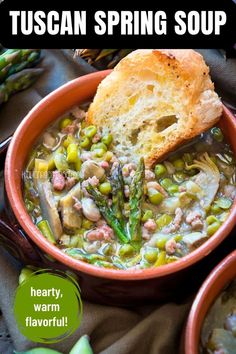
xmin=87 ymin=49 xmax=223 ymax=167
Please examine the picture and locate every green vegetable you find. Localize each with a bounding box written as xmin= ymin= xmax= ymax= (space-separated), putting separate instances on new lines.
xmin=54 ymin=152 xmax=68 ymax=172
xmin=144 ymin=249 xmax=158 ymax=263
xmin=160 ymin=178 xmax=173 ymax=190
xmin=207 ymin=221 xmax=221 ymax=236
xmin=210 ymin=203 xmax=222 ymax=215
xmin=69 ymin=335 xmax=93 ymax=354
xmin=0 ymin=68 xmax=44 ymax=105
xmin=59 ymin=117 xmax=72 ymax=130
xmin=172 ymin=158 xmax=185 ymax=170
xmin=129 ymin=157 xmax=145 ymax=243
xmin=110 ymin=163 xmax=126 ymax=227
xmin=183 ymin=153 xmax=193 ymax=164
xmin=156 ymin=236 xmax=168 ymax=249
xmin=37 ymin=220 xmax=56 ymax=244
xmin=154 ymin=251 xmax=166 ymax=266
xmin=156 ymin=214 xmax=173 ymax=229
xmin=65 ymin=249 xmax=106 ymax=263
xmin=168 ymin=184 xmax=179 ymax=195
xmin=93 ymin=148 xmax=106 ymax=157
xmin=14 ymin=349 xmax=62 ymax=354
xmin=83 ymin=125 xmax=97 ymax=138
xmin=154 ymin=164 xmax=167 ymax=178
xmin=19 ymin=267 xmax=34 ymax=284
xmin=86 ymin=184 xmax=129 ymax=243
xmin=102 ymin=133 xmax=113 ymax=146
xmin=173 ymin=172 xmax=187 ymax=183
xmin=119 ymin=244 xmax=135 ymax=257
xmin=211 ymin=127 xmax=224 ymax=142
xmin=148 ymin=188 xmax=164 ymax=205
xmin=67 ymin=143 xmax=78 ymax=163
xmin=141 ymin=210 xmax=153 ymax=222
xmin=80 ymin=136 xmax=90 ymax=148
xmin=206 ymin=215 xmax=218 ymax=225
xmin=99 ymin=181 xmax=112 ymax=195
xmin=215 ymin=197 xmax=232 ymax=210
xmin=91 ymin=142 xmax=107 ymax=152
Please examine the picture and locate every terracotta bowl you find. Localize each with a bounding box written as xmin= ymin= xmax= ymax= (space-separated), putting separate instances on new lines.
xmin=2 ymin=70 xmax=236 ymax=305
xmin=184 ymin=250 xmax=236 ymax=353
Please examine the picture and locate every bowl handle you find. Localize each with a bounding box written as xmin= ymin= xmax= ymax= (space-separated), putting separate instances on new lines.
xmin=0 ymin=208 xmax=42 ymax=263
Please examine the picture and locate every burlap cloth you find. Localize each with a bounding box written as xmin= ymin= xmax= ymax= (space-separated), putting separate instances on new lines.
xmin=0 ymin=49 xmax=235 ymax=354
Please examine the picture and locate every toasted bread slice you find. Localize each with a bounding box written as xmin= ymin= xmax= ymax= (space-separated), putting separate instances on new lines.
xmin=87 ymin=49 xmax=222 ymax=167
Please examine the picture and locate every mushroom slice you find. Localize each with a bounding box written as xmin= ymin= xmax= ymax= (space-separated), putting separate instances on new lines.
xmin=59 ymin=182 xmax=82 ymax=231
xmin=37 ymin=181 xmax=63 ymax=240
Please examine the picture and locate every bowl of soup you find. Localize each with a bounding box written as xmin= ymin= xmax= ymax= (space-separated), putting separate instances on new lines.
xmin=3 ymin=70 xmax=236 ymax=305
xmin=185 ymin=250 xmax=236 ymax=353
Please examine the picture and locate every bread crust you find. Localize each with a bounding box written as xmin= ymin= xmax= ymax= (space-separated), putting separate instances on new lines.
xmin=87 ymin=49 xmax=222 ymax=167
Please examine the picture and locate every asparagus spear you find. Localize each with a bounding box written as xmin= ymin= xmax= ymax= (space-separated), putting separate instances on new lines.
xmin=110 ymin=163 xmax=125 ymax=228
xmin=0 ymin=49 xmax=41 ymax=83
xmin=128 ymin=157 xmax=145 ymax=243
xmin=86 ymin=184 xmax=129 ymax=244
xmin=0 ymin=68 xmax=44 ymax=105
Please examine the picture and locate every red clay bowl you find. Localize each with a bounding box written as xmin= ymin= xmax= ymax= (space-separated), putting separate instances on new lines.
xmin=184 ymin=250 xmax=236 ymax=353
xmin=3 ymin=70 xmax=236 ymax=305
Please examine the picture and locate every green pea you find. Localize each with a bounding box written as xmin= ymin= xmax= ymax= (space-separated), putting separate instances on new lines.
xmin=211 ymin=127 xmax=224 ymax=142
xmin=102 ymin=133 xmax=113 ymax=146
xmin=168 ymin=184 xmax=179 ymax=195
xmin=93 ymin=148 xmax=106 ymax=157
xmin=160 ymin=178 xmax=173 ymax=190
xmin=59 ymin=116 xmax=72 ymax=130
xmin=215 ymin=197 xmax=232 ymax=210
xmin=80 ymin=136 xmax=90 ymax=148
xmin=207 ymin=221 xmax=221 ymax=236
xmin=154 ymin=164 xmax=167 ymax=178
xmin=210 ymin=204 xmax=222 ymax=215
xmin=206 ymin=215 xmax=218 ymax=225
xmin=91 ymin=142 xmax=107 ymax=152
xmin=119 ymin=244 xmax=135 ymax=257
xmin=172 ymin=158 xmax=185 ymax=170
xmin=173 ymin=172 xmax=187 ymax=183
xmin=144 ymin=249 xmax=158 ymax=263
xmin=19 ymin=267 xmax=34 ymax=284
xmin=156 ymin=214 xmax=173 ymax=230
xmin=174 ymin=235 xmax=183 ymax=242
xmin=75 ymin=157 xmax=82 ymax=171
xmin=83 ymin=125 xmax=97 ymax=138
xmin=142 ymin=210 xmax=153 ymax=222
xmin=148 ymin=188 xmax=164 ymax=205
xmin=99 ymin=181 xmax=112 ymax=195
xmin=156 ymin=236 xmax=168 ymax=249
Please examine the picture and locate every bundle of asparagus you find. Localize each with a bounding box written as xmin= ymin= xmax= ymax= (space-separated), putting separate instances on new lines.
xmin=75 ymin=49 xmax=134 ymax=70
xmin=86 ymin=157 xmax=145 ymax=249
xmin=0 ymin=48 xmax=43 ymax=105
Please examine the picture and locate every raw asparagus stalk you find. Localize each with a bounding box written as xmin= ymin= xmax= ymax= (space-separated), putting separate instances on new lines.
xmin=0 ymin=49 xmax=41 ymax=83
xmin=0 ymin=68 xmax=44 ymax=105
xmin=128 ymin=157 xmax=145 ymax=243
xmin=110 ymin=163 xmax=125 ymax=228
xmin=86 ymin=184 xmax=129 ymax=243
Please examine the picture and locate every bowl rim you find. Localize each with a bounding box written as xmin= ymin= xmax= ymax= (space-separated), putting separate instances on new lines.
xmin=4 ymin=70 xmax=236 ymax=281
xmin=184 ymin=250 xmax=236 ymax=353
